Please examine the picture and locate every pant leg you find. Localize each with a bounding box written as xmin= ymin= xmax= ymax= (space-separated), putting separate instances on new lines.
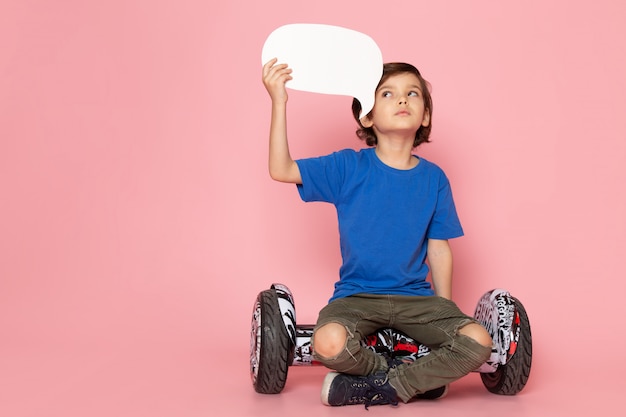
xmin=386 ymin=296 xmax=492 ymax=402
xmin=311 ymin=295 xmax=391 ymax=375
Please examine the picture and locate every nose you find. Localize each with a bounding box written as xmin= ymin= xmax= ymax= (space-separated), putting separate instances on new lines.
xmin=398 ymin=96 xmax=407 ymax=105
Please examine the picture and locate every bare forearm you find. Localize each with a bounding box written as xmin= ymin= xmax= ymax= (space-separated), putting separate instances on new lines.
xmin=428 ymin=239 xmax=453 ymax=299
xmin=268 ymin=102 xmax=300 ymax=183
xmin=262 ymin=59 xmax=301 ymax=184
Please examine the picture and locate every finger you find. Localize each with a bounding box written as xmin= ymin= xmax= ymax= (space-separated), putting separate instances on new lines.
xmin=263 ymin=59 xmax=290 ymax=79
xmin=265 ymin=66 xmax=291 ymax=85
xmin=262 ymin=58 xmax=278 ymax=75
xmin=265 ymin=60 xmax=290 ymax=76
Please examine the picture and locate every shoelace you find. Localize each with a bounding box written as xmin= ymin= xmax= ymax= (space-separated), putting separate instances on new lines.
xmin=364 ymin=392 xmax=399 ymax=409
xmin=347 ymin=376 xmax=399 ymax=409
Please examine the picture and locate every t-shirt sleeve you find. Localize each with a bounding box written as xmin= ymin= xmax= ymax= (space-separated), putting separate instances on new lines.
xmin=426 ymin=173 xmax=464 ymax=240
xmin=295 ymin=151 xmax=347 ymax=204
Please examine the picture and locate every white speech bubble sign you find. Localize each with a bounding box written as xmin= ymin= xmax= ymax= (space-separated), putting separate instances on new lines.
xmin=262 ymin=24 xmax=383 ymax=118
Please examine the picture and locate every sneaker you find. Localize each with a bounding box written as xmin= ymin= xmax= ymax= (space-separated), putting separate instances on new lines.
xmin=321 ymin=371 xmax=399 ymax=408
xmin=416 ymin=385 xmax=449 ymax=400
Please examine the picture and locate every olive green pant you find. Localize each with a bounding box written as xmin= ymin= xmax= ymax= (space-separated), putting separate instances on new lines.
xmin=311 ymin=294 xmax=492 ymax=402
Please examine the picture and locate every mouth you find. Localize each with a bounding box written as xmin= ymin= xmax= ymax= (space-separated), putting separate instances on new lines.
xmin=395 ymin=110 xmax=410 ymax=116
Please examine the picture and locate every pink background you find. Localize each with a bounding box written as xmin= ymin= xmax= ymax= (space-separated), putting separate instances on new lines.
xmin=1 ymin=1 xmax=625 ymax=416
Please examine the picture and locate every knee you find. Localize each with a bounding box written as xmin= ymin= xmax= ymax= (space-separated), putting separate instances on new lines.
xmin=313 ymin=322 xmax=348 ymax=359
xmin=458 ymin=323 xmax=493 ymax=348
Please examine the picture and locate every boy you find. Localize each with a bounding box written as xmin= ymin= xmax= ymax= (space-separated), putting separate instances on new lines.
xmin=262 ymin=59 xmax=492 ymax=407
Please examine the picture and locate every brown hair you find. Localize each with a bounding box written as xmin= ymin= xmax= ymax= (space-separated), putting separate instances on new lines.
xmin=352 ymin=62 xmax=433 ymax=148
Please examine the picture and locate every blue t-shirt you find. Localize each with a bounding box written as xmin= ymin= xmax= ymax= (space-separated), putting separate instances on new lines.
xmin=296 ymin=148 xmax=463 ymax=302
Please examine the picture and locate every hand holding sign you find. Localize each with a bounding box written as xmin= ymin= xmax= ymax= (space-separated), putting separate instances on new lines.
xmin=261 ymin=24 xmax=383 ymax=118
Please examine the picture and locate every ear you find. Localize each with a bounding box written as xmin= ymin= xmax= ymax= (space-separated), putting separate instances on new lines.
xmin=421 ymin=109 xmax=431 ymax=127
xmin=360 ymin=114 xmax=374 ymax=128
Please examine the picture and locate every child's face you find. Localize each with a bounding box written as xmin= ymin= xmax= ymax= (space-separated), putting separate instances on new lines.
xmin=361 ymin=72 xmax=430 ymax=139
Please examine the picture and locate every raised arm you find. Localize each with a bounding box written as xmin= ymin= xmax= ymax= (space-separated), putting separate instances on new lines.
xmin=427 ymin=239 xmax=453 ymax=300
xmin=262 ymin=58 xmax=302 ymax=184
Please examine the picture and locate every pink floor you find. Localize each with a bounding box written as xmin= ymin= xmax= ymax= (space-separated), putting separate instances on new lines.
xmin=1 ymin=323 xmax=621 ymax=417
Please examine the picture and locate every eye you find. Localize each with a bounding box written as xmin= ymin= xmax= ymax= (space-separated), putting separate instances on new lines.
xmin=380 ymin=90 xmax=392 ymax=98
xmin=408 ymin=90 xmax=420 ymax=97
